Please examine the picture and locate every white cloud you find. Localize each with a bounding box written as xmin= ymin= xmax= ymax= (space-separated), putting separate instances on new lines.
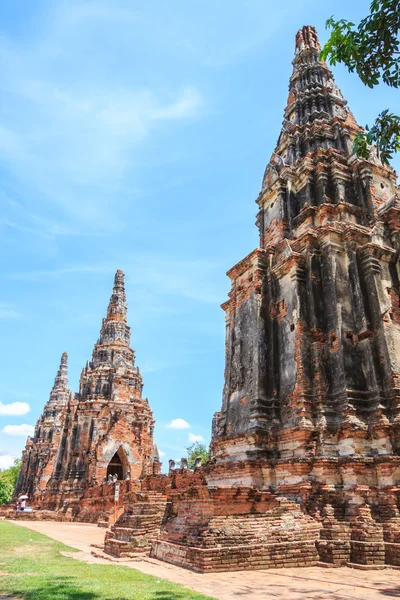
xmin=188 ymin=433 xmax=204 ymax=443
xmin=0 ymin=303 xmax=21 ymax=320
xmin=158 ymin=450 xmax=166 ymax=457
xmin=1 ymin=424 xmax=34 ymax=437
xmin=0 ymin=401 xmax=30 ymax=416
xmin=166 ymin=418 xmax=190 ymax=430
xmin=0 ymin=453 xmax=16 ymax=470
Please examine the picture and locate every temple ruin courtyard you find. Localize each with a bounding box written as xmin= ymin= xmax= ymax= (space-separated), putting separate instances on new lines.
xmin=1 ymin=520 xmax=399 ymax=600
xmin=2 ymin=20 xmax=400 ymax=597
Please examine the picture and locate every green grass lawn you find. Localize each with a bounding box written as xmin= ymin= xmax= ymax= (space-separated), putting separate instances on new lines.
xmin=0 ymin=521 xmax=215 ymax=600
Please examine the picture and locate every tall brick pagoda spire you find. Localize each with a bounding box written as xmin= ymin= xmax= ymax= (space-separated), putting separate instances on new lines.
xmin=212 ymin=25 xmax=400 ymax=468
xmin=151 ymin=26 xmax=400 ymax=573
xmin=49 ymin=269 xmax=154 ymax=504
xmin=79 ymin=269 xmax=142 ymax=403
xmin=95 ymin=269 xmax=131 ymax=359
xmin=15 ymin=352 xmax=70 ymax=498
xmin=15 ymin=270 xmax=159 ymax=510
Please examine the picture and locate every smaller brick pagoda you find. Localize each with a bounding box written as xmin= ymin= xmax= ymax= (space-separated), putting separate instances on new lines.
xmin=14 ymin=352 xmax=70 ymax=500
xmin=15 ymin=270 xmax=160 ymax=513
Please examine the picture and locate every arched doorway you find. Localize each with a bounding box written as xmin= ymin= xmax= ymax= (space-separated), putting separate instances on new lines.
xmin=106 ymin=449 xmax=124 ymax=480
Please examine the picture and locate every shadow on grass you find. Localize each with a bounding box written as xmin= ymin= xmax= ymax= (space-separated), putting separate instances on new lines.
xmin=3 ymin=576 xmax=98 ymax=600
xmin=3 ymin=577 xmax=209 ymax=600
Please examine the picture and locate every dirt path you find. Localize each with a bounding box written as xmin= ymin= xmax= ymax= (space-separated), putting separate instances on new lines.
xmin=10 ymin=520 xmax=400 ymax=600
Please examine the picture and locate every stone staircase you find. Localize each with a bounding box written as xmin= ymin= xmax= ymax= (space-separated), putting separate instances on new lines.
xmin=104 ymin=491 xmax=167 ymax=558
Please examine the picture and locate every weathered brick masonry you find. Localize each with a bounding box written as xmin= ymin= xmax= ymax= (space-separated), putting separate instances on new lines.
xmin=149 ymin=25 xmax=400 ymax=571
xmin=14 ymin=270 xmax=161 ymax=514
xmin=13 ymin=25 xmax=400 ymax=573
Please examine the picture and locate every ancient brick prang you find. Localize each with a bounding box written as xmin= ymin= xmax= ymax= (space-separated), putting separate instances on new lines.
xmin=14 ymin=352 xmax=71 ymax=500
xmin=15 ymin=270 xmax=161 ymax=510
xmin=13 ymin=26 xmax=400 ymax=574
xmin=213 ymin=24 xmax=400 ymax=467
xmin=147 ymin=26 xmax=400 ymax=572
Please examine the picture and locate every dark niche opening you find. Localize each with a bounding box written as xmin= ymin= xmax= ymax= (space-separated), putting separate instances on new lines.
xmin=106 ymin=450 xmax=124 ymax=480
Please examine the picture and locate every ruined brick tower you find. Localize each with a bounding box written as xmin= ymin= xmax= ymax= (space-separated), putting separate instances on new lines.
xmin=151 ymin=26 xmax=400 ymax=571
xmin=211 ymin=25 xmax=400 ymax=473
xmin=14 ymin=352 xmax=70 ymax=499
xmin=16 ymin=270 xmax=159 ymax=509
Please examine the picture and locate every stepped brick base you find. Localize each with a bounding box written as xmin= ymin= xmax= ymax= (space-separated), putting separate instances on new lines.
xmin=150 ymin=486 xmax=319 ymax=572
xmin=145 ymin=465 xmax=399 ymax=573
xmin=82 ymin=461 xmax=400 ymax=573
xmin=104 ymin=491 xmax=167 ymax=558
xmin=152 ymin=539 xmax=319 ymax=572
xmin=6 ymin=465 xmax=400 ymax=572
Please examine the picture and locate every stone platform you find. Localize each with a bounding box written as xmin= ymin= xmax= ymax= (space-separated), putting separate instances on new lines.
xmin=151 ymin=487 xmax=320 ymax=572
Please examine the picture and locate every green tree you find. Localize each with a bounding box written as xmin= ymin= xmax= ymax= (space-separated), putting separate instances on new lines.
xmin=0 ymin=481 xmax=14 ymax=505
xmin=0 ymin=459 xmax=21 ymax=505
xmin=185 ymin=442 xmax=210 ymax=469
xmin=320 ymin=0 xmax=400 ymax=163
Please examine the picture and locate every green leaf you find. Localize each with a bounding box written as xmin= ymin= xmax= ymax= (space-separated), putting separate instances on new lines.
xmin=321 ymin=1 xmax=400 ymax=161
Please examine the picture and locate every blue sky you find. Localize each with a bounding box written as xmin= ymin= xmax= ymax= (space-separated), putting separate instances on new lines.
xmin=0 ymin=0 xmax=399 ymax=471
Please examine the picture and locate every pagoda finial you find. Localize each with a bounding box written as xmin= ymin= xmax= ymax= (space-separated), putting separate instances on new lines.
xmin=295 ymin=25 xmax=321 ymax=55
xmin=106 ymin=269 xmax=127 ymax=323
xmin=52 ymin=352 xmax=69 ymax=392
xmin=84 ymin=269 xmax=136 ymax=390
xmin=93 ymin=269 xmax=131 ymax=355
xmin=47 ymin=351 xmax=69 ymax=406
xmin=114 ymin=269 xmax=125 ymax=292
xmin=261 ymin=23 xmax=361 ymax=204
